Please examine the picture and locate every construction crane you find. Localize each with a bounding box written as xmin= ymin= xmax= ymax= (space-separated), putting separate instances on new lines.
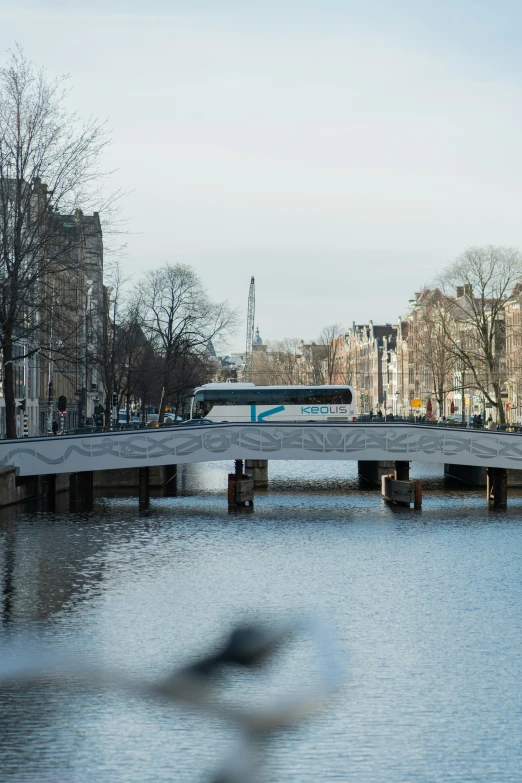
xmin=245 ymin=276 xmax=255 ymax=380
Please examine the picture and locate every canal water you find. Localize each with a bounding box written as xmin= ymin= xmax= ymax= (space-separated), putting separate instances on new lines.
xmin=1 ymin=460 xmax=521 ymax=783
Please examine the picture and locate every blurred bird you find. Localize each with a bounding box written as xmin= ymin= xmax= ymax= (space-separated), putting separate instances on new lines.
xmin=0 ymin=616 xmax=342 ymax=783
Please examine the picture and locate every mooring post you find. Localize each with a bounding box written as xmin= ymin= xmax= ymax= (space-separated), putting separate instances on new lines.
xmin=139 ymin=466 xmax=150 ymax=508
xmin=414 ymin=480 xmax=423 ymax=509
xmin=228 ymin=459 xmax=254 ymax=508
xmin=487 ymin=467 xmax=508 ymax=508
xmin=245 ymin=459 xmax=268 ymax=488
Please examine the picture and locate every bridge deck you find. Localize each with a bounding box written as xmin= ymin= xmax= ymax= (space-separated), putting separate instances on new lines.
xmin=1 ymin=422 xmax=522 ymax=476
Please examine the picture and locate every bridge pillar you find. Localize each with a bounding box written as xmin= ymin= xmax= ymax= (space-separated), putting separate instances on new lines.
xmin=245 ymin=459 xmax=268 ymax=488
xmin=487 ymin=467 xmax=508 ymax=508
xmin=228 ymin=460 xmax=254 ymax=508
xmin=139 ymin=466 xmax=150 ymax=508
xmin=394 ymin=461 xmax=410 ymax=481
xmin=69 ymin=471 xmax=93 ymax=512
xmin=162 ymin=464 xmax=177 ymax=495
xmin=42 ymin=473 xmax=56 ymax=512
xmin=358 ymin=460 xmax=395 ymax=485
xmin=444 ymin=464 xmax=486 ymax=485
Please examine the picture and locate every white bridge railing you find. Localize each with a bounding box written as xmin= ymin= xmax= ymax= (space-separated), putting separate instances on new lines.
xmin=2 ymin=422 xmax=522 ymax=476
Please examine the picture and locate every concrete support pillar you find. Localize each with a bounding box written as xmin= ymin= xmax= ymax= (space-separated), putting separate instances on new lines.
xmin=42 ymin=473 xmax=56 ymax=512
xmin=245 ymin=459 xmax=268 ymax=488
xmin=69 ymin=471 xmax=93 ymax=512
xmin=487 ymin=467 xmax=508 ymax=508
xmin=139 ymin=466 xmax=150 ymax=508
xmin=162 ymin=464 xmax=178 ymax=495
xmin=228 ymin=459 xmax=254 ymax=508
xmin=394 ymin=461 xmax=410 ymax=481
xmin=444 ymin=464 xmax=486 ymax=485
xmin=358 ymin=460 xmax=395 ymax=485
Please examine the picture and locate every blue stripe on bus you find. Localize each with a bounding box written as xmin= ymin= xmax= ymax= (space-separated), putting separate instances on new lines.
xmin=258 ymin=405 xmax=285 ymax=421
xmin=250 ymin=404 xmax=286 ymax=422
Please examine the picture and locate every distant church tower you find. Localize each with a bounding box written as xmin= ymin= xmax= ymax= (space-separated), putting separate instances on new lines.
xmin=253 ymin=326 xmax=263 ymax=347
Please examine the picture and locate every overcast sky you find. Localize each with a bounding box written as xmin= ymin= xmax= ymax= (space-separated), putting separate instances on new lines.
xmin=2 ymin=1 xmax=522 ymax=351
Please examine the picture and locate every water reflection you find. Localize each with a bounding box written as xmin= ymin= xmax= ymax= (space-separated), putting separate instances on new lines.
xmin=1 ymin=460 xmax=522 ymax=782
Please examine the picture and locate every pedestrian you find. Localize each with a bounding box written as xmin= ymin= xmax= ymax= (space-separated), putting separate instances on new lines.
xmin=52 ymin=419 xmax=59 ymax=436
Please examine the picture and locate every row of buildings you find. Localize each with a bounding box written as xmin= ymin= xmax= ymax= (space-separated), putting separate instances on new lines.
xmin=329 ymin=287 xmax=516 ymax=422
xmin=223 ymin=283 xmax=522 ymax=423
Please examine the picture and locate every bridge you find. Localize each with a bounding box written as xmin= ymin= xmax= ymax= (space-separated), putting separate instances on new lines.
xmin=2 ymin=421 xmax=522 ymax=475
xmin=1 ymin=422 xmax=519 ymax=510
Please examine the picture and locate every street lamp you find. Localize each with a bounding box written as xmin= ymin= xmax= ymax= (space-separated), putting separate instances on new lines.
xmin=78 ymin=279 xmax=94 ymax=428
xmin=456 ymin=337 xmax=466 ymax=427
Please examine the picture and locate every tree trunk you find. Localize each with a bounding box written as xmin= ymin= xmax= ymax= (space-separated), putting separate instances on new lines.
xmin=159 ymin=365 xmax=171 ymax=423
xmin=3 ymin=339 xmax=18 ymax=439
xmin=104 ymin=394 xmax=111 ymax=427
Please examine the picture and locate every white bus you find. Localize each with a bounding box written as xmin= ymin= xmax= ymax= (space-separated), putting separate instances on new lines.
xmin=189 ymin=383 xmax=357 ymax=423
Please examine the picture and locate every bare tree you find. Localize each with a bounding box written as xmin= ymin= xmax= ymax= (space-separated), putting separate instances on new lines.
xmin=436 ymin=246 xmax=522 ymax=423
xmin=0 ymin=46 xmax=113 ymax=437
xmin=97 ymin=263 xmax=126 ymax=423
xmin=302 ymin=342 xmax=328 ymax=385
xmin=253 ymin=338 xmax=303 ymax=385
xmin=318 ymin=324 xmax=347 ymax=384
xmin=166 ymin=353 xmax=217 ymax=419
xmin=412 ymin=292 xmax=456 ymax=416
xmin=138 ymin=263 xmax=237 ymax=422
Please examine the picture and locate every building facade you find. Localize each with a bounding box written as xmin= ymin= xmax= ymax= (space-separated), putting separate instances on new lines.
xmin=0 ymin=175 xmax=105 ymax=437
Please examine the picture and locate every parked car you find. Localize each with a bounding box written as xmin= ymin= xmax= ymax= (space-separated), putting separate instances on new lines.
xmin=163 ymin=415 xmax=183 ymax=425
xmin=179 ymin=418 xmax=214 ymax=426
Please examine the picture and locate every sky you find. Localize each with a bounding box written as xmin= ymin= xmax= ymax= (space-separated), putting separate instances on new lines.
xmin=2 ymin=0 xmax=522 ymax=352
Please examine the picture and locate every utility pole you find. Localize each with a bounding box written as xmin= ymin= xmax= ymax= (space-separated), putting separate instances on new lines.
xmin=245 ymin=277 xmax=255 ymax=381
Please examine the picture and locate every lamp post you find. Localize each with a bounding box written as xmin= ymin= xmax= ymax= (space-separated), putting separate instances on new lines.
xmin=93 ymin=394 xmax=100 ymax=430
xmin=456 ymin=337 xmax=466 ymax=426
xmin=461 ymin=368 xmax=465 ymax=426
xmin=79 ymin=279 xmax=94 ymax=428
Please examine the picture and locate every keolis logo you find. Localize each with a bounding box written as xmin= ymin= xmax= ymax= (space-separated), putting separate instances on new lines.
xmin=301 ymin=406 xmax=348 ymax=414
